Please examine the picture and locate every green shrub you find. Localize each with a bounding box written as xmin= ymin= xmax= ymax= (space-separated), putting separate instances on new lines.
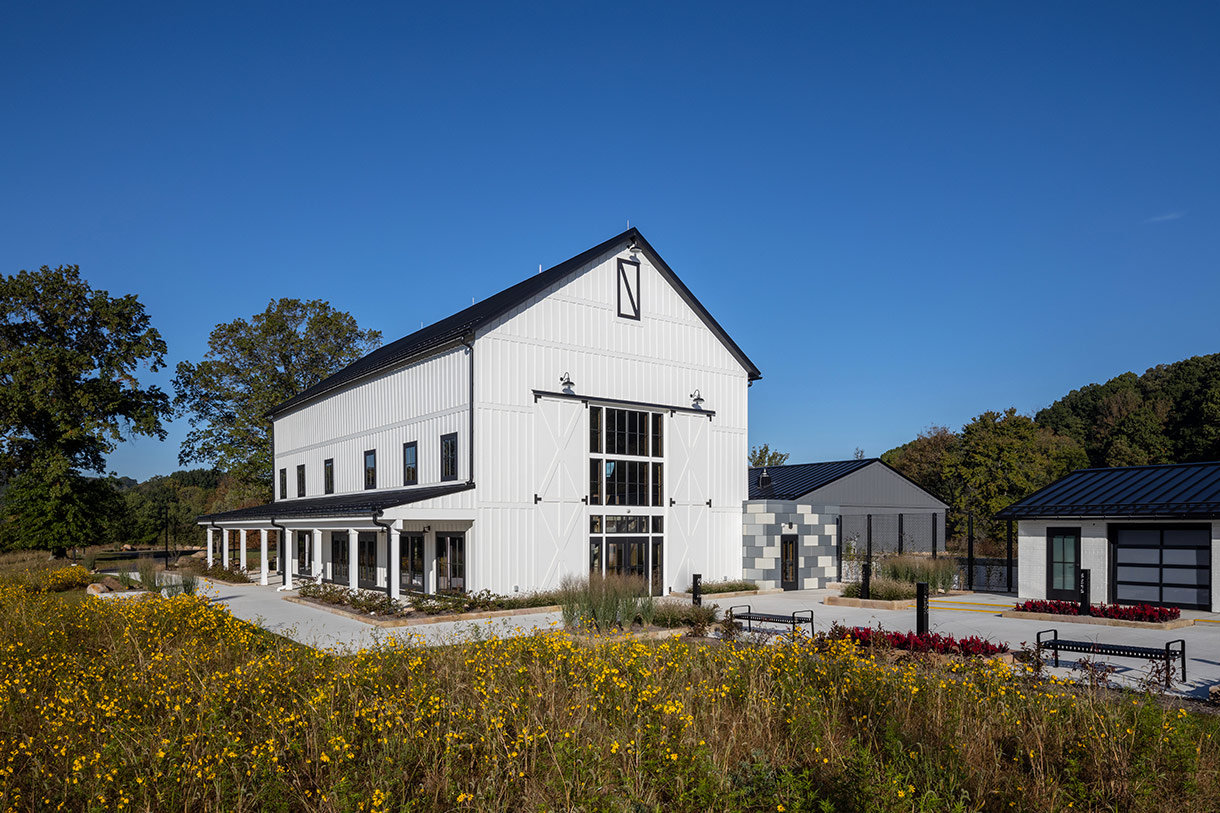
xmin=651 ymin=601 xmax=718 ymax=630
xmin=179 ymin=572 xmax=199 ymax=596
xmin=297 ymin=583 xmax=411 ymax=617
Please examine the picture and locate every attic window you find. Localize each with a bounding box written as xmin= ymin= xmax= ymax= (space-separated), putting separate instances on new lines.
xmin=617 ymin=258 xmax=640 ymax=320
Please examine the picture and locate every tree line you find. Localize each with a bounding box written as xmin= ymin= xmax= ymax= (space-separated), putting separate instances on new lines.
xmin=882 ymin=354 xmax=1220 ymax=541
xmin=0 ymin=264 xmax=380 ymax=552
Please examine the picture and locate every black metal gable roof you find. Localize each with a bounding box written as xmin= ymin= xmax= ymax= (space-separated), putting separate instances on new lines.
xmin=748 ymin=459 xmax=877 ymax=501
xmin=996 ymin=461 xmax=1220 ymax=520
xmin=198 ymin=482 xmax=474 ymax=523
xmin=269 ymin=229 xmax=762 ymax=418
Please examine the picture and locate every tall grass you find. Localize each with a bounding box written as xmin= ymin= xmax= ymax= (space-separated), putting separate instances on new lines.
xmin=876 ymin=553 xmax=957 ymax=592
xmin=137 ymin=557 xmax=159 ymax=591
xmin=558 ymin=573 xmax=655 ymax=631
xmin=0 ymin=583 xmax=1216 ymax=811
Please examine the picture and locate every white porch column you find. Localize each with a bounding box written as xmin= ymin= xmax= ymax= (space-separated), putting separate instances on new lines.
xmin=239 ymin=529 xmax=248 ymax=572
xmin=222 ymin=531 xmax=230 ymax=568
xmin=259 ymin=529 xmax=269 ymax=586
xmin=389 ymin=530 xmax=401 ymax=601
xmin=348 ymin=529 xmax=359 ymax=590
xmin=284 ymin=532 xmax=294 ymax=590
xmin=207 ymin=528 xmax=215 ymax=567
xmin=313 ymin=530 xmax=324 ymax=580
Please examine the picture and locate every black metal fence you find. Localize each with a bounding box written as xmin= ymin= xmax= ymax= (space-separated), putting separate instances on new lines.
xmin=837 ymin=512 xmax=1017 ymax=593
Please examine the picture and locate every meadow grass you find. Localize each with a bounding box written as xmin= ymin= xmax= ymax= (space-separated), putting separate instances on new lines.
xmin=0 ymin=561 xmax=1217 ymax=811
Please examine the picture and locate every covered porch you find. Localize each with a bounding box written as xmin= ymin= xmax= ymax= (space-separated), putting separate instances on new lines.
xmin=197 ymin=483 xmax=475 ymax=599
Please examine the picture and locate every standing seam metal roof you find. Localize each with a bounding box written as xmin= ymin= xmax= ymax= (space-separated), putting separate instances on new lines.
xmin=268 ymin=228 xmax=761 ymax=418
xmin=748 ymin=459 xmax=878 ymax=501
xmin=995 ymin=461 xmax=1220 ymax=519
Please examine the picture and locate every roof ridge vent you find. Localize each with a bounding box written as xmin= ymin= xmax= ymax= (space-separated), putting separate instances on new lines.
xmin=759 ymin=468 xmax=771 ymax=489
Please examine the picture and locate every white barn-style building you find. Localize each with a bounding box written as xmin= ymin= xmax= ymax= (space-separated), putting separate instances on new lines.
xmin=198 ymin=229 xmax=761 ymax=599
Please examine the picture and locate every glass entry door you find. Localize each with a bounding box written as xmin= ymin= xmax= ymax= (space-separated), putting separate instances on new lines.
xmin=400 ymin=534 xmax=425 ymax=593
xmin=295 ymin=531 xmax=312 ymax=577
xmin=330 ymin=531 xmax=349 ymax=584
xmin=1047 ymin=528 xmax=1081 ymax=601
xmin=437 ymin=534 xmax=465 ymax=593
xmin=781 ymin=535 xmax=799 ymax=591
xmin=357 ymin=532 xmax=378 ymax=589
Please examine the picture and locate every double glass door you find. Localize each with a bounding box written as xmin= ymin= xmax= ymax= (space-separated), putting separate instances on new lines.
xmin=330 ymin=531 xmax=349 ymax=583
xmin=357 ymin=532 xmax=378 ymax=588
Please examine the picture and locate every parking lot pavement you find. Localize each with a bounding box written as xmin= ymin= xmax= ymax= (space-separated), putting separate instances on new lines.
xmin=202 ymin=578 xmax=1218 ymax=698
xmin=733 ymin=588 xmax=1220 ymax=698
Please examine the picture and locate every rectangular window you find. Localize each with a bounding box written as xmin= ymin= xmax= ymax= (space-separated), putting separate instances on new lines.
xmin=652 ymin=413 xmax=664 ymax=457
xmin=296 ymin=464 xmax=306 ymax=498
xmin=652 ymin=462 xmax=664 ymax=507
xmin=441 ymin=433 xmax=458 ymax=481
xmin=364 ymin=450 xmax=376 ymax=490
xmin=605 ymin=459 xmax=648 ymax=506
xmin=323 ymin=459 xmax=334 ymax=495
xmin=437 ymin=533 xmax=465 ymax=593
xmin=402 ymin=441 xmax=418 ymax=486
xmin=279 ymin=468 xmax=287 ymax=500
xmin=617 ymin=258 xmax=641 ymax=320
xmin=589 ymin=459 xmax=602 ymax=505
xmin=605 ymin=408 xmax=650 ymax=456
xmin=590 ymin=406 xmax=602 ymax=453
xmin=590 ymin=539 xmax=602 ymax=575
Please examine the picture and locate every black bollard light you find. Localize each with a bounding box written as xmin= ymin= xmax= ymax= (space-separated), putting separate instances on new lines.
xmin=916 ymin=581 xmax=929 ymax=637
xmin=862 ymin=561 xmax=872 ymax=600
xmin=1078 ymin=568 xmax=1091 ymax=616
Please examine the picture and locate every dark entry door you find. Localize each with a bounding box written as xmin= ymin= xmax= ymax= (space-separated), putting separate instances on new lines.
xmin=781 ymin=534 xmax=799 ymax=591
xmin=437 ymin=533 xmax=465 ymax=593
xmin=357 ymin=532 xmax=378 ymax=589
xmin=1047 ymin=528 xmax=1081 ymax=601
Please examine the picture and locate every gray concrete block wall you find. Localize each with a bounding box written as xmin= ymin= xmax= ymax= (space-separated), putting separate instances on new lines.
xmin=742 ymin=501 xmax=839 ymax=590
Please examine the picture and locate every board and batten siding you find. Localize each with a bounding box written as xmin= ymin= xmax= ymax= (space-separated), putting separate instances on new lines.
xmin=272 ymin=345 xmax=470 ymax=499
xmin=470 ymin=244 xmax=749 ymax=595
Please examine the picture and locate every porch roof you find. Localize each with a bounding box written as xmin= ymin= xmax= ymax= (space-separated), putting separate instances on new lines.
xmin=198 ymin=482 xmax=475 ymax=524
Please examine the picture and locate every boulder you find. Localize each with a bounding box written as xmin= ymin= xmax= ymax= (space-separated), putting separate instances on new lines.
xmin=190 ymin=550 xmax=208 ymax=559
xmin=1209 ymin=685 xmax=1220 ymax=706
xmin=86 ymin=582 xmax=110 ymax=596
xmin=121 ymin=544 xmax=134 ymax=551
xmin=100 ymin=575 xmax=123 ymax=591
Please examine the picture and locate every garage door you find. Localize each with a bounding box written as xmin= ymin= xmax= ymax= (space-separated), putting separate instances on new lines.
xmin=1112 ymin=525 xmax=1211 ymax=610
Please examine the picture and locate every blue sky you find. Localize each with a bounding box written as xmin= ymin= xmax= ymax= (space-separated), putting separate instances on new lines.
xmin=3 ymin=2 xmax=1217 ymax=481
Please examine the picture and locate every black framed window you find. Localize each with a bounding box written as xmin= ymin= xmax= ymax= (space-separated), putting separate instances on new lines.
xmin=441 ymin=433 xmax=458 ymax=481
xmin=437 ymin=533 xmax=465 ymax=593
xmin=589 ymin=459 xmax=602 ymax=505
xmin=402 ymin=441 xmax=418 ymax=486
xmin=400 ymin=534 xmax=425 ymax=592
xmin=651 ymin=413 xmax=663 ymax=457
xmin=296 ymin=464 xmax=306 ymax=498
xmin=617 ymin=258 xmax=641 ymax=320
xmin=323 ymin=459 xmax=334 ymax=495
xmin=364 ymin=450 xmax=376 ymax=490
xmin=279 ymin=468 xmax=287 ymax=500
xmin=590 ymin=406 xmax=602 ymax=453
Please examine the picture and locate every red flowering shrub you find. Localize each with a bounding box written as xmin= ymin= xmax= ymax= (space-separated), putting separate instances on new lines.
xmin=835 ymin=626 xmax=1008 ymax=656
xmin=1012 ymin=599 xmax=1180 ymax=623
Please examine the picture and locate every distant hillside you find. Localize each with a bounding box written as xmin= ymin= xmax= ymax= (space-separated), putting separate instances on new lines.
xmin=1035 ymin=353 xmax=1220 ymax=468
xmin=882 ymin=353 xmax=1220 ymax=539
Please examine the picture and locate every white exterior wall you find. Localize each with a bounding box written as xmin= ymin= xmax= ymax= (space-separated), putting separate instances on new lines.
xmin=472 ymin=244 xmax=750 ymax=595
xmin=1018 ymin=518 xmax=1220 ymax=612
xmin=272 ymin=345 xmax=470 ymax=498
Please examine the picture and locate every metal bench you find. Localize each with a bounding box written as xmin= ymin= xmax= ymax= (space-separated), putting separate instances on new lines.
xmin=1036 ymin=629 xmax=1186 ymax=685
xmin=727 ymin=605 xmax=814 ymax=636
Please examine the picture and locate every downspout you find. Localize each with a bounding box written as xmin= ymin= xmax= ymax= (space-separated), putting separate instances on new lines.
xmin=460 ymin=334 xmax=475 ymax=486
xmin=371 ymin=509 xmax=394 ymax=596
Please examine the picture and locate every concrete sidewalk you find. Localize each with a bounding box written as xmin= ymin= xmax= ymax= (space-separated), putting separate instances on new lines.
xmin=204 ymin=577 xmax=1219 ymax=699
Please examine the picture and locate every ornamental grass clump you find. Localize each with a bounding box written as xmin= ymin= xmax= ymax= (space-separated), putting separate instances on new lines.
xmin=137 ymin=558 xmax=159 ymax=591
xmin=696 ymin=578 xmax=758 ymax=594
xmin=876 ymin=553 xmax=957 ymax=592
xmin=841 ymin=576 xmax=917 ymax=601
xmin=2 ymin=582 xmax=1218 ymax=811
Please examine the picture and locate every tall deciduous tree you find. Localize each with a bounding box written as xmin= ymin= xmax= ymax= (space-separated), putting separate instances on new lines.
xmin=173 ymin=299 xmax=381 ymax=500
xmin=748 ymin=444 xmax=790 ymax=468
xmin=0 ymin=265 xmax=169 ymax=550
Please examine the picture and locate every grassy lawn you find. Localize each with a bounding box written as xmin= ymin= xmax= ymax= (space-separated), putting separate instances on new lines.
xmin=0 ymin=561 xmax=1217 ymax=811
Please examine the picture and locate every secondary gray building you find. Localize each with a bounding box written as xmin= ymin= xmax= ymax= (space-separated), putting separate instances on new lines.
xmin=742 ymin=459 xmax=949 ymax=590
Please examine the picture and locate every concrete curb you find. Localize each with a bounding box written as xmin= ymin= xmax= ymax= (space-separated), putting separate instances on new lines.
xmin=668 ymin=588 xmax=783 ymax=601
xmin=1000 ymin=610 xmax=1194 ymax=631
xmin=825 ymin=590 xmax=974 ymax=611
xmin=283 ymin=596 xmax=561 ymax=628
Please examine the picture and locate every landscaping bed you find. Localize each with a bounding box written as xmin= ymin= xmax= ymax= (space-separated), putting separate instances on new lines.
xmin=295 ymin=582 xmax=565 ymax=622
xmin=1002 ymin=599 xmax=1192 ymax=630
